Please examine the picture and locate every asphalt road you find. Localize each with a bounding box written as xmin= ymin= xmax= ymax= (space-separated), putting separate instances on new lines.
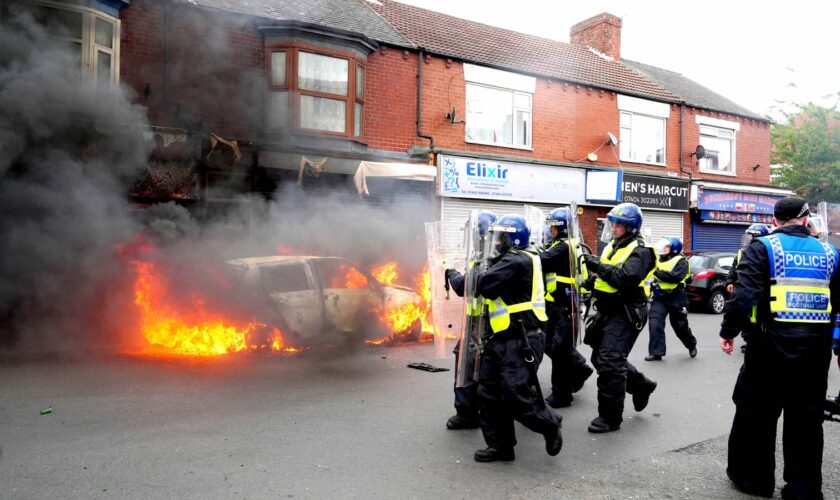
xmin=1 ymin=313 xmax=839 ymax=499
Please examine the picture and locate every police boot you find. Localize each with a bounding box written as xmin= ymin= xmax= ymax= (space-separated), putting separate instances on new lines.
xmin=632 ymin=379 xmax=658 ymax=412
xmin=544 ymin=423 xmax=563 ymax=456
xmin=446 ymin=413 xmax=480 ymax=430
xmin=545 ymin=393 xmax=573 ymax=408
xmin=572 ymin=364 xmax=594 ymax=393
xmin=587 ymin=416 xmax=620 ymax=433
xmin=474 ymin=447 xmax=515 ymax=462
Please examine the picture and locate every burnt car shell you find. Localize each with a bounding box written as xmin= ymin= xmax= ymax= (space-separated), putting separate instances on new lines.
xmin=225 ymin=256 xmax=421 ymax=346
xmin=685 ymin=252 xmax=736 ymax=314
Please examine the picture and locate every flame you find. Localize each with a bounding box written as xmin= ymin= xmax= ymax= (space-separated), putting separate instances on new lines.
xmin=372 ymin=262 xmax=398 ymax=286
xmin=276 ymin=245 xmax=293 ymax=255
xmin=128 ymin=250 xmax=297 ymax=357
xmin=336 ymin=264 xmax=368 ymax=289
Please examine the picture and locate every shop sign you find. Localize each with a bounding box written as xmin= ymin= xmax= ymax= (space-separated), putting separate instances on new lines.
xmin=699 ymin=211 xmax=773 ymax=224
xmin=697 ymin=188 xmax=783 ymax=214
xmin=621 ymin=174 xmax=689 ymax=211
xmin=439 ymin=155 xmax=585 ymax=203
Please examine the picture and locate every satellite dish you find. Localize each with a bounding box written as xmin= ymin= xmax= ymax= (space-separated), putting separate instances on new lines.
xmin=607 ymin=132 xmax=619 ymax=146
xmin=693 ymin=145 xmax=706 ymax=159
xmin=587 ymin=152 xmax=598 ymax=162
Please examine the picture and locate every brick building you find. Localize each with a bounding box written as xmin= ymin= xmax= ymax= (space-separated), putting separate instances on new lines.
xmin=2 ymin=0 xmax=790 ymax=252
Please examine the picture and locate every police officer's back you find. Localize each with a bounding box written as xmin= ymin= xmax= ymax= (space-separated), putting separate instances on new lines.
xmin=720 ymin=197 xmax=840 ymax=499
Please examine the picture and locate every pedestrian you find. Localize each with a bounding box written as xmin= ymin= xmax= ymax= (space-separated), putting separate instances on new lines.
xmin=444 ymin=211 xmax=496 ymax=430
xmin=582 ymin=202 xmax=658 ymax=433
xmin=472 ymin=214 xmax=563 ymax=462
xmin=720 ymin=197 xmax=839 ymax=499
xmin=725 ymin=224 xmax=770 ymax=354
xmin=645 ymin=237 xmax=697 ymax=361
xmin=539 ymin=207 xmax=593 ymax=408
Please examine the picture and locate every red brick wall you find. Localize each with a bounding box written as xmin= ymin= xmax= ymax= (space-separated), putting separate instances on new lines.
xmin=121 ymin=0 xmax=265 ymax=138
xmin=364 ymin=48 xmax=421 ymax=152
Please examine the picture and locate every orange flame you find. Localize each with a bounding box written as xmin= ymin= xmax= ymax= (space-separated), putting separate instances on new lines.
xmin=129 ymin=256 xmax=298 ymax=357
xmin=372 ymin=262 xmax=398 ymax=286
xmin=338 ymin=264 xmax=368 ymax=289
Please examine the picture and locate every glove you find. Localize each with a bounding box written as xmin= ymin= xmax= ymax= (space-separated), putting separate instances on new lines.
xmin=583 ymin=254 xmax=601 ymax=273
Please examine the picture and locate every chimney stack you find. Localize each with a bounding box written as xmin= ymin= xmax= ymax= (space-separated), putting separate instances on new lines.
xmin=570 ymin=13 xmax=622 ymax=61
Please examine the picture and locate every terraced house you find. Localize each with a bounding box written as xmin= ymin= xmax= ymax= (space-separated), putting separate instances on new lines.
xmin=3 ymin=0 xmax=790 ymax=251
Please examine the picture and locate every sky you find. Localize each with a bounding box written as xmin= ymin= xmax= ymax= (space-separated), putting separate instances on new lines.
xmin=395 ymin=0 xmax=840 ymax=121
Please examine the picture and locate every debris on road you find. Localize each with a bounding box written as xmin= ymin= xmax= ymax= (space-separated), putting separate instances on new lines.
xmin=39 ymin=406 xmax=52 ymax=415
xmin=407 ymin=362 xmax=449 ymax=372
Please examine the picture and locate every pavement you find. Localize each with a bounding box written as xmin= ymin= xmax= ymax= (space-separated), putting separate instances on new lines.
xmin=0 ymin=312 xmax=839 ymax=499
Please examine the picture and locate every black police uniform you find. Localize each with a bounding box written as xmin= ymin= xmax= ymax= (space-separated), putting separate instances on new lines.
xmin=585 ymin=236 xmax=657 ymax=430
xmin=444 ymin=270 xmax=479 ymax=426
xmin=647 ymin=255 xmax=697 ymax=358
xmin=539 ymin=237 xmax=593 ymax=407
xmin=475 ymin=249 xmax=562 ymax=458
xmin=720 ymin=224 xmax=840 ymax=498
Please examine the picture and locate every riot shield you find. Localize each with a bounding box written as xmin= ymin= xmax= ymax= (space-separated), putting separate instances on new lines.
xmin=566 ymin=202 xmax=586 ymax=345
xmin=524 ymin=204 xmax=547 ymax=249
xmin=456 ymin=211 xmax=488 ymax=388
xmin=424 ymin=221 xmax=448 ymax=359
xmin=818 ymin=202 xmax=840 ymax=246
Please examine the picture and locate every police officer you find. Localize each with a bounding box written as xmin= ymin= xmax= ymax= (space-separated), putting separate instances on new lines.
xmin=726 ymin=224 xmax=770 ymax=295
xmin=726 ymin=224 xmax=770 ymax=354
xmin=645 ymin=237 xmax=697 ymax=361
xmin=539 ymin=207 xmax=594 ymax=407
xmin=720 ymin=197 xmax=839 ymax=499
xmin=473 ymin=214 xmax=563 ymax=462
xmin=582 ymin=203 xmax=658 ymax=433
xmin=444 ymin=211 xmax=496 ymax=430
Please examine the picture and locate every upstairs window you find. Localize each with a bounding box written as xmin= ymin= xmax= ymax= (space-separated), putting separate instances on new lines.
xmin=617 ymin=95 xmax=668 ymax=166
xmin=699 ymin=125 xmax=736 ymax=174
xmin=267 ymin=45 xmax=364 ymax=138
xmin=695 ymin=115 xmax=739 ymax=175
xmin=464 ymin=64 xmax=535 ymax=150
xmin=4 ymin=0 xmax=120 ymax=85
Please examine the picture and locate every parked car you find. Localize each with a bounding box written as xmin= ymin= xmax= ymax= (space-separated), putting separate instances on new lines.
xmin=685 ymin=251 xmax=737 ymax=314
xmin=225 ymin=256 xmax=422 ymax=346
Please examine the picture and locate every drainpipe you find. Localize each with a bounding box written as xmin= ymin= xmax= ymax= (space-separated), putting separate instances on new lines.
xmin=416 ymin=50 xmax=435 ymax=151
xmin=679 ymin=103 xmax=691 ymax=179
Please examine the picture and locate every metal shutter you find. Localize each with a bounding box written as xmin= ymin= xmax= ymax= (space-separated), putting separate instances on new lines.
xmin=640 ymin=211 xmax=685 ymax=246
xmin=440 ymin=199 xmax=561 ymax=259
xmin=691 ymin=223 xmax=744 ymax=252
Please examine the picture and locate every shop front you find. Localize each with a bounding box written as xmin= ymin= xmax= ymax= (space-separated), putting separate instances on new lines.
xmin=691 ymin=182 xmax=792 ymax=252
xmin=620 ymin=172 xmax=689 ymax=250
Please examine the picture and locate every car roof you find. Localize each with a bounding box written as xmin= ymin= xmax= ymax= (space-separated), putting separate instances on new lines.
xmin=226 ymin=256 xmax=347 ymax=266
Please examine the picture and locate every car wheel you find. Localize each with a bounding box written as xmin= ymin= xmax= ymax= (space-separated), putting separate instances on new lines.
xmin=707 ymin=290 xmax=726 ymax=314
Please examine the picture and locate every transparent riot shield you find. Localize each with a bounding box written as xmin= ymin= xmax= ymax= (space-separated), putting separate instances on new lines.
xmin=424 ymin=221 xmax=448 ymax=359
xmin=524 ymin=204 xmax=547 ymax=249
xmin=456 ymin=211 xmax=488 ymax=388
xmin=566 ymin=202 xmax=586 ymax=345
xmin=820 ymin=202 xmax=840 ymax=247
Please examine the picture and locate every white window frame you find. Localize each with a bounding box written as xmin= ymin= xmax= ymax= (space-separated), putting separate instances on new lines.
xmin=464 ymin=64 xmax=535 ymax=151
xmin=696 ymin=115 xmax=739 ymax=176
xmin=617 ymin=94 xmax=668 ymax=167
xmin=7 ymin=0 xmax=120 ymax=85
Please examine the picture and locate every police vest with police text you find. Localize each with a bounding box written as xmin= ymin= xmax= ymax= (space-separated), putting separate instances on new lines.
xmin=654 ymin=255 xmax=690 ymax=291
xmin=594 ymin=239 xmax=651 ymax=294
xmin=757 ymin=233 xmax=838 ymax=323
xmin=487 ymin=251 xmax=548 ymax=333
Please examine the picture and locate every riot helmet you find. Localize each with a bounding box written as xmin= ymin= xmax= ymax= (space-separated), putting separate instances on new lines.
xmin=654 ymin=237 xmax=682 ymax=261
xmin=741 ymin=223 xmax=770 ymax=248
xmin=601 ymin=203 xmax=644 ymax=242
xmin=544 ymin=207 xmax=570 ymax=245
xmin=489 ymin=214 xmax=530 ymax=257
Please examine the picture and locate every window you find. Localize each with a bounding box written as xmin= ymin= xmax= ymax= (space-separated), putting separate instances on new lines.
xmin=465 ymin=83 xmax=532 ymax=149
xmin=716 ymin=256 xmax=735 ymax=271
xmin=620 ymin=112 xmax=665 ymax=165
xmin=316 ymin=260 xmax=369 ymax=289
xmin=4 ymin=0 xmax=120 ymax=85
xmin=266 ymin=45 xmax=364 ymax=137
xmin=463 ymin=64 xmax=535 ymax=150
xmin=261 ymin=264 xmax=312 ymax=294
xmin=699 ymin=125 xmax=736 ymax=174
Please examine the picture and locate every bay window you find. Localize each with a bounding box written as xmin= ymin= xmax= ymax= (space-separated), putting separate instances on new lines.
xmin=267 ymin=45 xmax=364 ymax=137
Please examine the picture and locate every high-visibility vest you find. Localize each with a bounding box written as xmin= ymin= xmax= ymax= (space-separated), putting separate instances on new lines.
xmin=754 ymin=233 xmax=838 ymax=323
xmin=544 ymin=239 xmax=590 ymax=303
xmin=594 ymin=239 xmax=651 ymax=294
xmin=462 ymin=260 xmax=491 ymax=317
xmin=654 ymin=255 xmax=690 ymax=291
xmin=486 ymin=251 xmax=548 ymax=333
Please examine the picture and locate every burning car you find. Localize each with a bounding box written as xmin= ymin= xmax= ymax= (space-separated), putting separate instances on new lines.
xmin=225 ymin=256 xmax=424 ymax=347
